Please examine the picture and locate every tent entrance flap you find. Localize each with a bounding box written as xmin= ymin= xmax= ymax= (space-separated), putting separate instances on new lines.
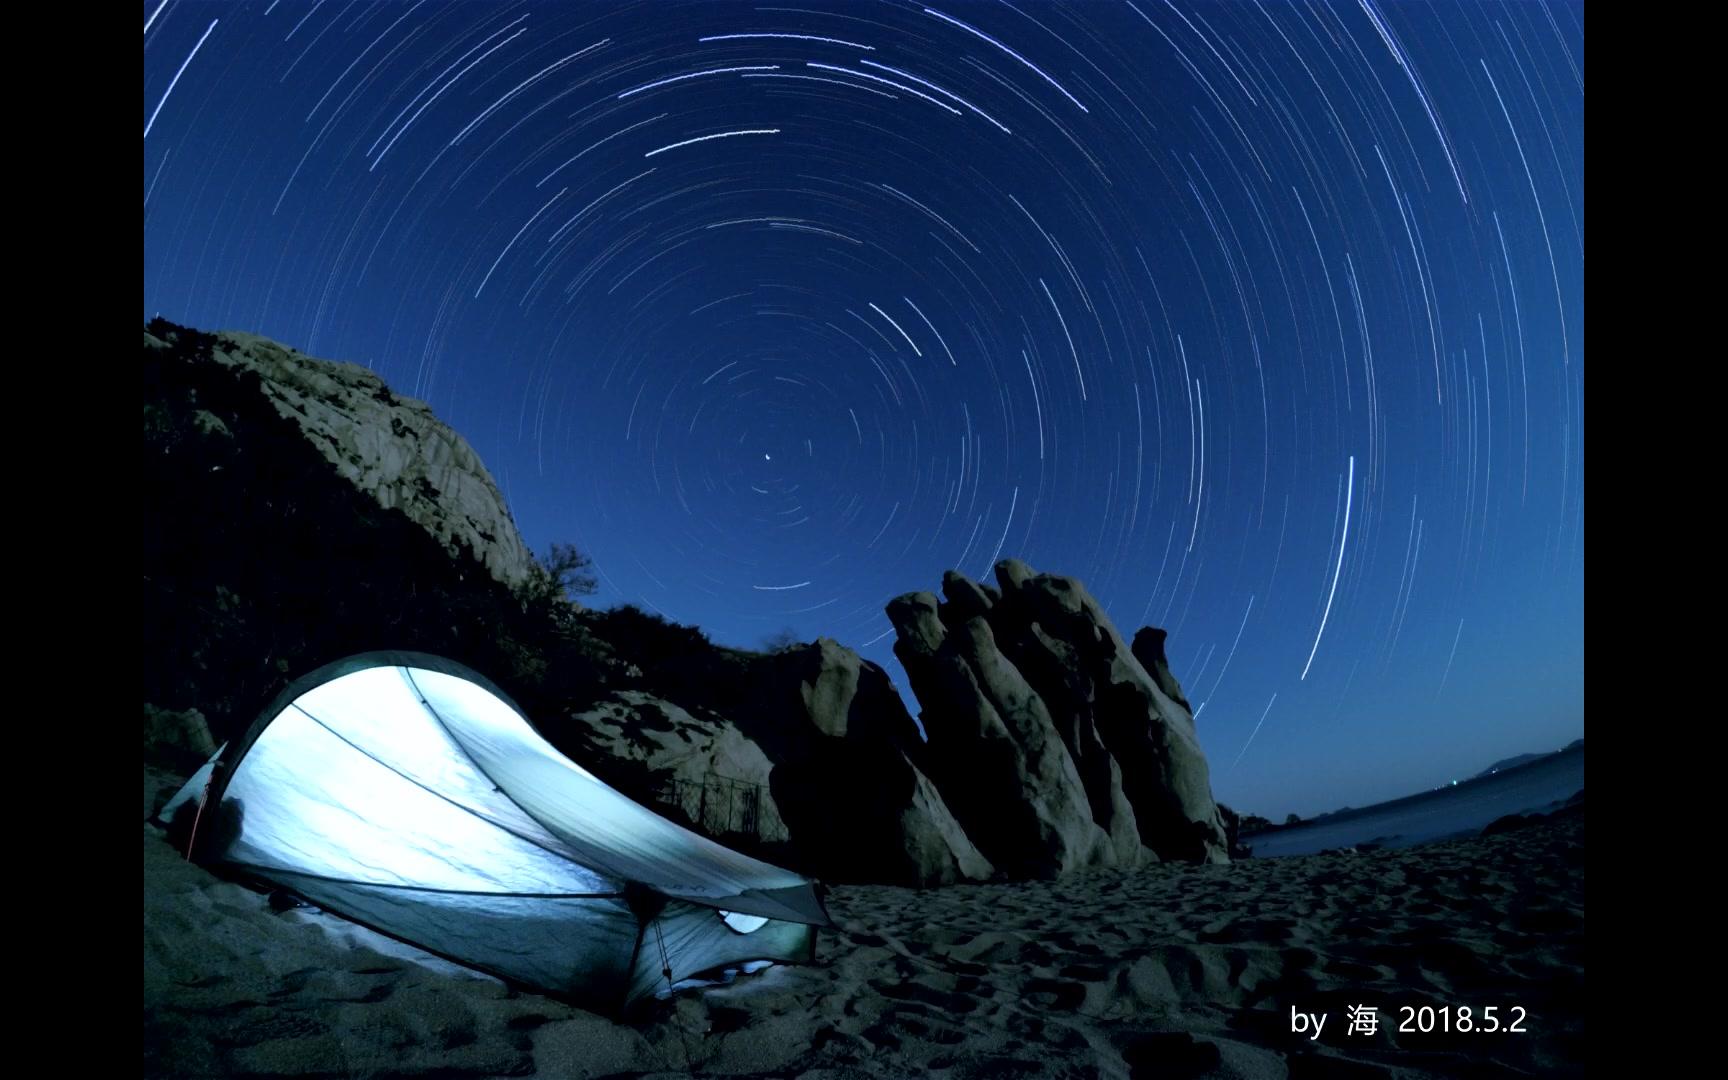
xmin=626 ymin=900 xmax=819 ymax=1005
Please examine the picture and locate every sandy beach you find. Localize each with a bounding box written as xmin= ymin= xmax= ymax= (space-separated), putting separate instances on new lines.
xmin=144 ymin=768 xmax=1582 ymax=1080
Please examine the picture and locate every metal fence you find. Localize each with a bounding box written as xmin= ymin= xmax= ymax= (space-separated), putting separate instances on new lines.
xmin=652 ymin=773 xmax=788 ymax=845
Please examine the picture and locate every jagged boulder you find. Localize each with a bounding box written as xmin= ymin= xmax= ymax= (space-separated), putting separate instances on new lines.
xmin=887 ymin=591 xmax=1112 ymax=878
xmin=887 ymin=560 xmax=1230 ymax=873
xmin=757 ymin=639 xmax=993 ymax=886
xmin=967 ymin=567 xmax=1150 ymax=867
xmin=771 ymin=737 xmax=992 ymax=887
xmin=994 ymin=560 xmax=1226 ymax=864
xmin=1216 ymin=803 xmax=1255 ymax=860
xmin=143 ymin=320 xmax=607 ymax=745
xmin=565 ymin=691 xmax=786 ymax=840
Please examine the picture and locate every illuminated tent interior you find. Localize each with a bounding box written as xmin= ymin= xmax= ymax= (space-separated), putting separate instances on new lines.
xmin=174 ymin=651 xmax=831 ymax=1013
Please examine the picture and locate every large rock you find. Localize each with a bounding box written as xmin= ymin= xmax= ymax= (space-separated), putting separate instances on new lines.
xmin=996 ymin=561 xmax=1226 ymax=864
xmin=965 ymin=567 xmax=1148 ymax=867
xmin=757 ymin=640 xmax=993 ymax=886
xmin=571 ymin=691 xmax=774 ymax=791
xmin=596 ymin=633 xmax=994 ymax=886
xmin=888 ymin=591 xmax=1113 ymax=878
xmin=144 ymin=320 xmax=565 ymax=744
xmin=887 ymin=560 xmax=1230 ymax=872
xmin=771 ymin=737 xmax=992 ymax=887
xmin=566 ymin=691 xmax=786 ymax=841
xmin=1216 ymin=803 xmax=1255 ymax=860
xmin=143 ymin=704 xmax=218 ymax=772
xmin=187 ymin=329 xmax=539 ymax=590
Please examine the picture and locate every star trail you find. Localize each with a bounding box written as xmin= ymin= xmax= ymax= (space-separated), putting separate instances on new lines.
xmin=144 ymin=0 xmax=1584 ymax=819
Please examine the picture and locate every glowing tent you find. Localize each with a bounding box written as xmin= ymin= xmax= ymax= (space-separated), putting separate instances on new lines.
xmin=173 ymin=651 xmax=830 ymax=1013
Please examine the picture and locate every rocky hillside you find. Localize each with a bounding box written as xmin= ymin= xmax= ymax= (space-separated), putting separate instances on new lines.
xmin=158 ymin=326 xmax=537 ymax=589
xmin=143 ymin=319 xmax=1230 ymax=888
xmin=142 ymin=318 xmax=611 ymax=751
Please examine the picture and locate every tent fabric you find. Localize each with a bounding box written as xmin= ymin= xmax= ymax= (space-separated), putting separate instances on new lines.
xmin=156 ymin=741 xmax=226 ymax=824
xmin=187 ymin=651 xmax=830 ymax=1012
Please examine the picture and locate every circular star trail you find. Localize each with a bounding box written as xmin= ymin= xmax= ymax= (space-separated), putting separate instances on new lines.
xmin=144 ymin=1 xmax=1584 ymax=818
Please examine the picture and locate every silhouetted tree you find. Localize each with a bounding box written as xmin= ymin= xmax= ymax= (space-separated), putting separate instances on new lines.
xmin=533 ymin=542 xmax=598 ymax=602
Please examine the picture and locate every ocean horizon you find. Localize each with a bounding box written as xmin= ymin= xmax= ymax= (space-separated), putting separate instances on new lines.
xmin=1245 ymin=744 xmax=1584 ymax=858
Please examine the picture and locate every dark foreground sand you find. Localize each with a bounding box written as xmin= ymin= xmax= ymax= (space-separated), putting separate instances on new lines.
xmin=144 ymin=769 xmax=1582 ymax=1079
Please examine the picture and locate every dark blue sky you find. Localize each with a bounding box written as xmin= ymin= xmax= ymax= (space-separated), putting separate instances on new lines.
xmin=144 ymin=0 xmax=1583 ymax=821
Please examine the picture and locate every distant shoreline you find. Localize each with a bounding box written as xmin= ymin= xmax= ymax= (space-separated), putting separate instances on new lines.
xmin=1242 ymin=740 xmax=1584 ymax=838
xmin=1242 ymin=742 xmax=1583 ymax=858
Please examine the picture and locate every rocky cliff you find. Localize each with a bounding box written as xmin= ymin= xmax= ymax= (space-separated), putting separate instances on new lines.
xmin=143 ymin=318 xmax=601 ymax=744
xmin=178 ymin=328 xmax=539 ymax=589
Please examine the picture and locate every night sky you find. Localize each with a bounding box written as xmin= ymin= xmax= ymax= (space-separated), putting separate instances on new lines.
xmin=144 ymin=1 xmax=1584 ymax=821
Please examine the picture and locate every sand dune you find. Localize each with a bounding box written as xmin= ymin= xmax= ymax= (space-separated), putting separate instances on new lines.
xmin=144 ymin=767 xmax=1582 ymax=1079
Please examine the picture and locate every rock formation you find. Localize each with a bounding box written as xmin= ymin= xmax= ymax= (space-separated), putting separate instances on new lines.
xmin=750 ymin=640 xmax=993 ymax=887
xmin=563 ymin=690 xmax=795 ymax=843
xmin=601 ymin=562 xmax=1231 ymax=884
xmin=171 ymin=328 xmax=539 ymax=590
xmin=570 ymin=691 xmax=775 ymax=796
xmin=887 ymin=560 xmax=1229 ymax=871
xmin=554 ymin=634 xmax=993 ymax=887
xmin=143 ymin=704 xmax=218 ymax=772
xmin=886 ymin=590 xmax=1116 ymax=878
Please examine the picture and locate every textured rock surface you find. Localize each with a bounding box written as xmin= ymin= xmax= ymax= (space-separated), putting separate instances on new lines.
xmin=561 ymin=635 xmax=994 ymax=886
xmin=566 ymin=690 xmax=788 ymax=843
xmin=758 ymin=640 xmax=993 ymax=886
xmin=570 ymin=690 xmax=775 ymax=792
xmin=887 ymin=591 xmax=1113 ymax=878
xmin=970 ymin=566 xmax=1149 ymax=868
xmin=143 ymin=704 xmax=218 ymax=771
xmin=771 ymin=736 xmax=993 ymax=887
xmin=197 ymin=330 xmax=538 ymax=589
xmin=887 ymin=560 xmax=1230 ymax=873
xmin=998 ymin=561 xmax=1225 ymax=864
